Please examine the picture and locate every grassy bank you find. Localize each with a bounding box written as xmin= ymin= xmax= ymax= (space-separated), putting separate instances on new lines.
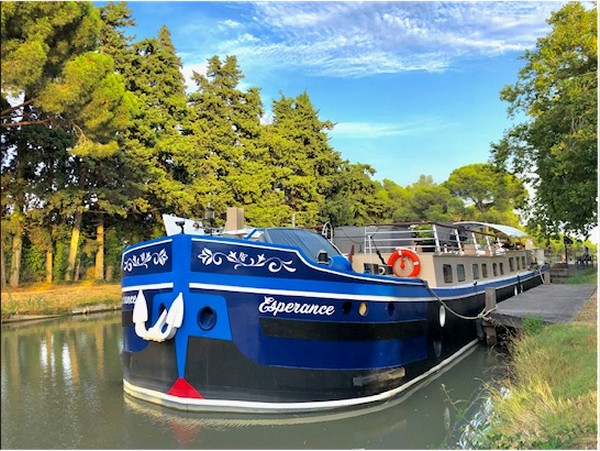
xmin=472 ymin=290 xmax=598 ymax=449
xmin=1 ymin=282 xmax=121 ymax=318
xmin=565 ymin=267 xmax=597 ymax=284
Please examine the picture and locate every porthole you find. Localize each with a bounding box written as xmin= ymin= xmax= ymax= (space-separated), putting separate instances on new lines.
xmin=342 ymin=302 xmax=352 ymax=314
xmin=198 ymin=306 xmax=217 ymax=331
xmin=359 ymin=303 xmax=368 ymax=317
xmin=387 ymin=302 xmax=395 ymax=317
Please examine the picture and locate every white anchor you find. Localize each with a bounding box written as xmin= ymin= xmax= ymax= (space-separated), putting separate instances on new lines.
xmin=132 ymin=290 xmax=184 ymax=342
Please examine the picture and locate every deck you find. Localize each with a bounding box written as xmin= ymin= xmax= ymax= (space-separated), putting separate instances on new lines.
xmin=488 ymin=283 xmax=597 ymax=329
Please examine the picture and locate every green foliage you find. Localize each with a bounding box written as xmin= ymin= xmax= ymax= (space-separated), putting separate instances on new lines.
xmin=323 ymin=162 xmax=387 ymax=226
xmin=1 ymin=1 xmax=101 ymax=95
xmin=188 ymin=55 xmax=268 ymax=223
xmin=474 ymin=323 xmax=597 ymax=449
xmin=384 ymin=175 xmax=463 ymax=222
xmin=39 ymin=52 xmax=136 ymax=154
xmin=53 ymin=241 xmax=69 ymax=283
xmin=21 ymin=242 xmax=45 ymax=282
xmin=492 ymin=2 xmax=598 ymax=237
xmin=565 ymin=268 xmax=597 ymax=285
xmin=521 ymin=316 xmax=545 ymax=335
xmin=445 ymin=163 xmax=526 ymax=225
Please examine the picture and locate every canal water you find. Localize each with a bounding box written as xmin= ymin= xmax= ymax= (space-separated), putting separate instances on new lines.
xmin=1 ymin=312 xmax=507 ymax=449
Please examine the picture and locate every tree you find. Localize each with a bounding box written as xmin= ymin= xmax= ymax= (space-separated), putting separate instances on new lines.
xmin=1 ymin=2 xmax=101 ymax=286
xmin=264 ymin=92 xmax=343 ymax=227
xmin=384 ymin=176 xmax=463 ymax=223
xmin=491 ymin=2 xmax=597 ymax=237
xmin=445 ymin=163 xmax=526 ymax=225
xmin=102 ymin=22 xmax=192 ymax=237
xmin=1 ymin=2 xmax=137 ymax=285
xmin=188 ymin=55 xmax=268 ymax=224
xmin=322 ymin=162 xmax=387 ymax=226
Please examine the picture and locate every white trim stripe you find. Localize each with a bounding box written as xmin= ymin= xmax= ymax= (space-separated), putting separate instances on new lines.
xmin=123 ymin=339 xmax=479 ymax=413
xmin=188 ymin=282 xmax=432 ymax=303
xmin=122 ymin=283 xmax=174 ymax=292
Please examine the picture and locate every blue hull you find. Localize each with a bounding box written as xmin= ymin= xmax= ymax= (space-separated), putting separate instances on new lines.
xmin=121 ymin=233 xmax=544 ymax=412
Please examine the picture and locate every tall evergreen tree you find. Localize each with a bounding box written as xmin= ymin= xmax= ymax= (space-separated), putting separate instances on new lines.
xmin=323 ymin=162 xmax=387 ymax=226
xmin=2 ymin=2 xmax=137 ymax=284
xmin=122 ymin=26 xmax=195 ymax=226
xmin=265 ymin=92 xmax=343 ymax=227
xmin=188 ymin=55 xmax=269 ymax=225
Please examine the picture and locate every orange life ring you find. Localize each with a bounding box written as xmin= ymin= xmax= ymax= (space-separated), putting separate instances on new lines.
xmin=387 ymin=248 xmax=421 ymax=277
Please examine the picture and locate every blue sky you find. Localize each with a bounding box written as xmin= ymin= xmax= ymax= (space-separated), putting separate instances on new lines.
xmin=118 ymin=1 xmax=566 ymax=187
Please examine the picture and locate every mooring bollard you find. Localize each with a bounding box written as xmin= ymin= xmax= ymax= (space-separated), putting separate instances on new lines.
xmin=484 ymin=288 xmax=497 ymax=346
xmin=543 ymin=271 xmax=551 ymax=284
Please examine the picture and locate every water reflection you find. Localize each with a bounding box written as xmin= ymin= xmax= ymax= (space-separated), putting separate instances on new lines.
xmin=2 ymin=314 xmax=123 ymax=449
xmin=1 ymin=313 xmax=505 ymax=449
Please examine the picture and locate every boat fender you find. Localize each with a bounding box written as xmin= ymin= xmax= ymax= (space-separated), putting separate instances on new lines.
xmin=387 ymin=248 xmax=421 ymax=277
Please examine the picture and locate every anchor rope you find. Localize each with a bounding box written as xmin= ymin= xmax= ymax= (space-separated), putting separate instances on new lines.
xmin=537 ymin=266 xmax=546 ymax=284
xmin=424 ymin=284 xmax=497 ymax=321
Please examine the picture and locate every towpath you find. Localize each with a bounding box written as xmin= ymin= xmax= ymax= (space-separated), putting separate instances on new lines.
xmin=489 ymin=283 xmax=597 ymax=329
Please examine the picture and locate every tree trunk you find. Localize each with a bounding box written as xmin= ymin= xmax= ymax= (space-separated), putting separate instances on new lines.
xmin=105 ymin=265 xmax=114 ymax=282
xmin=74 ymin=254 xmax=81 ymax=282
xmin=46 ymin=248 xmax=53 ymax=284
xmin=1 ymin=237 xmax=6 ymax=288
xmin=8 ymin=99 xmax=29 ymax=287
xmin=95 ymin=214 xmax=104 ymax=281
xmin=9 ymin=230 xmax=22 ymax=287
xmin=9 ymin=205 xmax=24 ymax=288
xmin=65 ymin=205 xmax=83 ymax=282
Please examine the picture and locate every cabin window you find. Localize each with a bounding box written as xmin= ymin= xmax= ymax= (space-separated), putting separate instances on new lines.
xmin=443 ymin=264 xmax=453 ymax=283
xmin=522 ymin=256 xmax=526 ymax=268
xmin=516 ymin=257 xmax=520 ymax=270
xmin=499 ymin=262 xmax=505 ymax=275
xmin=509 ymin=257 xmax=515 ymax=272
xmin=457 ymin=264 xmax=466 ymax=282
xmin=481 ymin=263 xmax=488 ymax=278
xmin=472 ymin=263 xmax=480 ymax=280
xmin=492 ymin=263 xmax=498 ymax=276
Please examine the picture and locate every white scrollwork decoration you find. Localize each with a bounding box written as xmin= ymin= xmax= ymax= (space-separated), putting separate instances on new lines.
xmin=198 ymin=248 xmax=296 ymax=273
xmin=123 ymin=248 xmax=169 ymax=272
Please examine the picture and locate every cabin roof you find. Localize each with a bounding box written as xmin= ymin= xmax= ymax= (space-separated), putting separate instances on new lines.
xmin=453 ymin=221 xmax=529 ymax=238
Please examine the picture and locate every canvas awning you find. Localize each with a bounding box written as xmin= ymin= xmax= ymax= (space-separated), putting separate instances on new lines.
xmin=453 ymin=221 xmax=529 ymax=238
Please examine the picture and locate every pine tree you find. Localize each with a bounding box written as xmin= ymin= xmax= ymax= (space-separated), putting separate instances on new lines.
xmin=264 ymin=92 xmax=343 ymax=227
xmin=188 ymin=55 xmax=268 ymax=225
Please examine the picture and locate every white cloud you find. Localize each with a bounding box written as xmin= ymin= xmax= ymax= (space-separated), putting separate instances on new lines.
xmin=178 ymin=1 xmax=564 ymax=79
xmin=219 ymin=19 xmax=242 ymax=30
xmin=180 ymin=62 xmax=208 ymax=92
xmin=331 ymin=118 xmax=453 ymax=139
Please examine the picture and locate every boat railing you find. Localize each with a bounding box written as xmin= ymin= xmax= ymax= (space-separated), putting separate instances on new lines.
xmin=363 ymin=222 xmax=508 ymax=258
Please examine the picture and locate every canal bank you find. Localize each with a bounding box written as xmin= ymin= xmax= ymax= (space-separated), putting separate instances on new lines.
xmin=1 ymin=282 xmax=121 ymax=321
xmin=463 ymin=287 xmax=598 ymax=449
